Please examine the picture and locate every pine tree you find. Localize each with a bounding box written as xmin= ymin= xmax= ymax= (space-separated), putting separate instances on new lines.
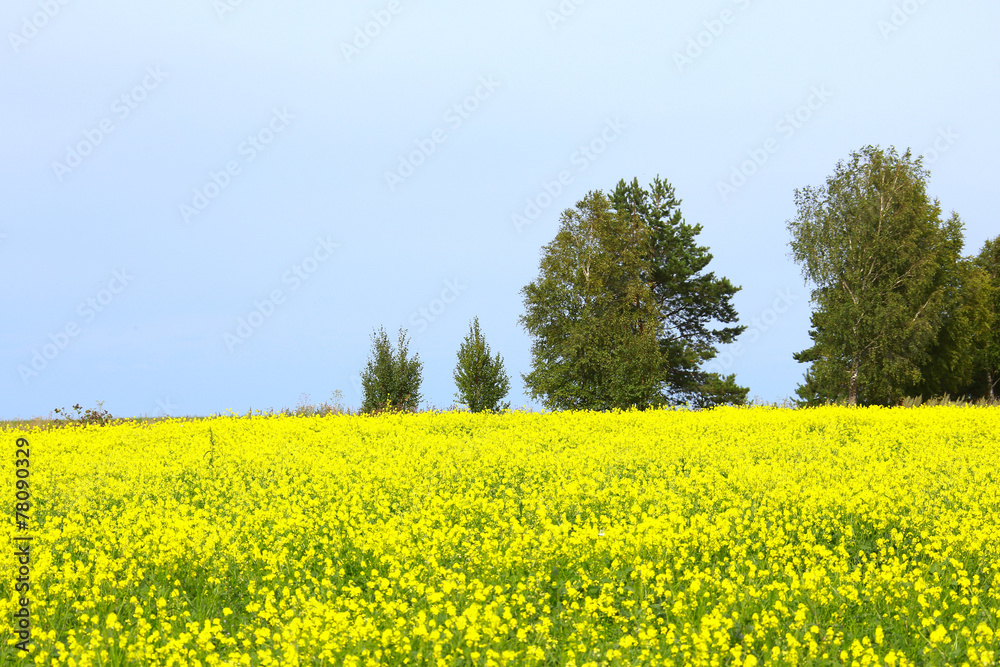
xmin=453 ymin=317 xmax=511 ymax=412
xmin=360 ymin=326 xmax=423 ymax=413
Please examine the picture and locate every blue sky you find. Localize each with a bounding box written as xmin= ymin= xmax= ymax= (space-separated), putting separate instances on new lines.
xmin=3 ymin=0 xmax=998 ymax=418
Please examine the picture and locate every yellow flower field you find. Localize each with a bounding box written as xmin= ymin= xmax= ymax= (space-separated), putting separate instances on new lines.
xmin=3 ymin=407 xmax=999 ymax=666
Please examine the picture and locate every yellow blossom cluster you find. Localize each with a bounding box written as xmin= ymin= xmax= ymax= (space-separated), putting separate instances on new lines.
xmin=2 ymin=406 xmax=999 ymax=666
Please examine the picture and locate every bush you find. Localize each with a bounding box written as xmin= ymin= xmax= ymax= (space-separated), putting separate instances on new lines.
xmin=53 ymin=401 xmax=116 ymax=426
xmin=282 ymin=390 xmax=350 ymax=417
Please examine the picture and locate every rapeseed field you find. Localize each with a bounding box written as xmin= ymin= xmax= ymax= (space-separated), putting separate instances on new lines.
xmin=3 ymin=407 xmax=999 ymax=666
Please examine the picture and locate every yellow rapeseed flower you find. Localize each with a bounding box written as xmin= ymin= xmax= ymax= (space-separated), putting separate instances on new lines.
xmin=2 ymin=406 xmax=998 ymax=665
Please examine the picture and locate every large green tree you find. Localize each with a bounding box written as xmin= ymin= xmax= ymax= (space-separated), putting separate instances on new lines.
xmin=519 ymin=176 xmax=747 ymax=410
xmin=788 ymin=146 xmax=966 ymax=405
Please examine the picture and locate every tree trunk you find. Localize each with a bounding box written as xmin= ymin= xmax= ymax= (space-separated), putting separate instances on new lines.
xmin=988 ymin=369 xmax=995 ymax=403
xmin=848 ymin=361 xmax=859 ymax=406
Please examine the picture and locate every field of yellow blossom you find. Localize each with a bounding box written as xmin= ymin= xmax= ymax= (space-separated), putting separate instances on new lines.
xmin=3 ymin=406 xmax=999 ymax=666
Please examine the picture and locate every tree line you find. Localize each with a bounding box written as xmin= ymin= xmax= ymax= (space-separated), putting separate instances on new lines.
xmin=359 ymin=145 xmax=999 ymax=412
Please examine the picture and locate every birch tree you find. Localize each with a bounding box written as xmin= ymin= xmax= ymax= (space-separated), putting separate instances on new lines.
xmin=788 ymin=146 xmax=965 ymax=405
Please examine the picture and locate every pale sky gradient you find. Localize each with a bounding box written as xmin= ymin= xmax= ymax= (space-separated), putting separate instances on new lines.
xmin=3 ymin=1 xmax=998 ymax=418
